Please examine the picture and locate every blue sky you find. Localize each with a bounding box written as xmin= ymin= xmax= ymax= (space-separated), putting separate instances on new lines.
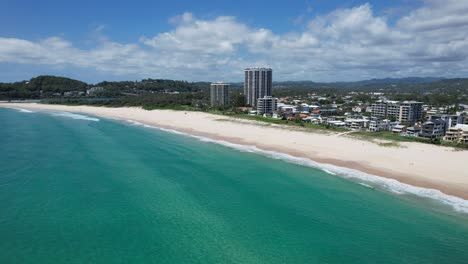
xmin=1 ymin=0 xmax=468 ymax=83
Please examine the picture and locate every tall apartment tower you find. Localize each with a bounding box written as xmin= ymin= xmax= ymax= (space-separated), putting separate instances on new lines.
xmin=399 ymin=101 xmax=423 ymax=123
xmin=244 ymin=67 xmax=272 ymax=106
xmin=210 ymin=82 xmax=230 ymax=107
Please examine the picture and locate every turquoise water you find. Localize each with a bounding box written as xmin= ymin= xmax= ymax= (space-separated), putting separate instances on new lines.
xmin=1 ymin=107 xmax=467 ymax=263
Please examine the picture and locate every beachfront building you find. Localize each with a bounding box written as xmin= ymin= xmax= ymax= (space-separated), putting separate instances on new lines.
xmin=257 ymin=96 xmax=278 ymax=116
xmin=399 ymin=101 xmax=423 ymax=123
xmin=210 ymin=82 xmax=230 ymax=107
xmin=428 ymin=114 xmax=464 ymax=128
xmin=392 ymin=125 xmax=407 ymax=134
xmin=371 ymin=100 xmax=400 ymax=119
xmin=372 ymin=100 xmax=422 ymax=122
xmin=420 ymin=119 xmax=447 ymax=139
xmin=277 ymin=103 xmax=297 ymax=113
xmin=344 ymin=117 xmax=369 ymax=130
xmin=244 ymin=67 xmax=272 ymax=107
xmin=406 ymin=126 xmax=422 ymax=137
xmin=327 ymin=120 xmax=346 ymax=128
xmin=368 ymin=118 xmax=390 ymax=132
xmin=444 ymin=124 xmax=468 ymax=143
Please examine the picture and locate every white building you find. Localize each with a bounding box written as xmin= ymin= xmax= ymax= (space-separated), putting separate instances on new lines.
xmin=352 ymin=106 xmax=362 ymax=113
xmin=368 ymin=118 xmax=390 ymax=132
xmin=210 ymin=82 xmax=230 ymax=107
xmin=244 ymin=67 xmax=272 ymax=106
xmin=372 ymin=100 xmax=422 ymax=122
xmin=345 ymin=118 xmax=369 ymax=130
xmin=257 ymin=96 xmax=278 ymax=116
xmin=392 ymin=125 xmax=407 ymax=134
xmin=86 ymin=86 xmax=104 ymax=95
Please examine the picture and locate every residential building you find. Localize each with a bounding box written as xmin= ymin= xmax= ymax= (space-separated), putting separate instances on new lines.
xmin=86 ymin=86 xmax=104 ymax=95
xmin=371 ymin=100 xmax=400 ymax=119
xmin=257 ymin=96 xmax=278 ymax=116
xmin=352 ymin=106 xmax=362 ymax=113
xmin=444 ymin=124 xmax=468 ymax=143
xmin=318 ymin=109 xmax=337 ymax=116
xmin=277 ymin=103 xmax=296 ymax=113
xmin=429 ymin=114 xmax=464 ymax=127
xmin=371 ymin=100 xmax=422 ymax=122
xmin=210 ymin=82 xmax=230 ymax=107
xmin=344 ymin=118 xmax=369 ymax=130
xmin=368 ymin=118 xmax=390 ymax=132
xmin=392 ymin=125 xmax=407 ymax=134
xmin=399 ymin=101 xmax=423 ymax=123
xmin=420 ymin=119 xmax=447 ymax=139
xmin=327 ymin=120 xmax=346 ymax=128
xmin=406 ymin=126 xmax=422 ymax=137
xmin=244 ymin=67 xmax=272 ymax=106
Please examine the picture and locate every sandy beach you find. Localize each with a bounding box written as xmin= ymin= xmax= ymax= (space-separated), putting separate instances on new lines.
xmin=2 ymin=103 xmax=468 ymax=200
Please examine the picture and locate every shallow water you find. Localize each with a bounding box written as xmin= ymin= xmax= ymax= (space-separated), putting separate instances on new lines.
xmin=1 ymin=108 xmax=467 ymax=263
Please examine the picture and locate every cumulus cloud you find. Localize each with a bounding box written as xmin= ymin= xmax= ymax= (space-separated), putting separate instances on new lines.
xmin=1 ymin=1 xmax=468 ymax=82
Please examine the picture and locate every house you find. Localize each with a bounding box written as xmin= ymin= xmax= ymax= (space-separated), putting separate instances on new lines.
xmin=277 ymin=103 xmax=297 ymax=113
xmin=344 ymin=118 xmax=369 ymax=130
xmin=368 ymin=118 xmax=390 ymax=132
xmin=406 ymin=126 xmax=422 ymax=137
xmin=392 ymin=125 xmax=407 ymax=134
xmin=86 ymin=86 xmax=104 ymax=95
xmin=319 ymin=109 xmax=338 ymax=116
xmin=327 ymin=120 xmax=346 ymax=128
xmin=352 ymin=106 xmax=362 ymax=113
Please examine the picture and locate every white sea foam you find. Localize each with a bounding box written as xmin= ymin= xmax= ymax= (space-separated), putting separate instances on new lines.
xmin=358 ymin=183 xmax=374 ymax=189
xmin=50 ymin=112 xmax=99 ymax=122
xmin=125 ymin=119 xmax=468 ymax=214
xmin=16 ymin=108 xmax=35 ymax=113
xmin=322 ymin=169 xmax=337 ymax=175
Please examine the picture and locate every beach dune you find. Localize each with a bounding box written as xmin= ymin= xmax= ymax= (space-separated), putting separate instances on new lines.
xmin=2 ymin=103 xmax=468 ymax=200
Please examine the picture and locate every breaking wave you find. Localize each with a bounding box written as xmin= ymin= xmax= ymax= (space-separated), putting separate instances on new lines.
xmin=16 ymin=108 xmax=35 ymax=113
xmin=50 ymin=112 xmax=100 ymax=122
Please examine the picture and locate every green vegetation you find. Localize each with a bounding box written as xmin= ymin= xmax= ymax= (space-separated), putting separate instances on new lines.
xmin=349 ymin=131 xmax=468 ymax=150
xmin=0 ymin=75 xmax=87 ymax=99
xmin=213 ymin=113 xmax=348 ymax=133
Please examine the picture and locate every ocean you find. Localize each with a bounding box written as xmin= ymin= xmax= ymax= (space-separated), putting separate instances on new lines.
xmin=1 ymin=107 xmax=467 ymax=263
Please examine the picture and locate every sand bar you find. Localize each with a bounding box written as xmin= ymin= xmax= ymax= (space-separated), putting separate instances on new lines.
xmin=2 ymin=103 xmax=468 ymax=200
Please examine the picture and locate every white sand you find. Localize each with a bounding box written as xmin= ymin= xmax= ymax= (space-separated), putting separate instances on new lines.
xmin=2 ymin=103 xmax=468 ymax=199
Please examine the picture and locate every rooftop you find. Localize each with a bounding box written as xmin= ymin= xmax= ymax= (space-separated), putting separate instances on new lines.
xmin=244 ymin=67 xmax=272 ymax=71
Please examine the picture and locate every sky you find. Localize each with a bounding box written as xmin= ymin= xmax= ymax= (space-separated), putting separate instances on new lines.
xmin=1 ymin=0 xmax=468 ymax=83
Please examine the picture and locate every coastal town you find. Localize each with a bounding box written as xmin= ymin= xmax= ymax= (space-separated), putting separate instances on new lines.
xmin=1 ymin=69 xmax=467 ymax=147
xmin=209 ymin=68 xmax=468 ymax=145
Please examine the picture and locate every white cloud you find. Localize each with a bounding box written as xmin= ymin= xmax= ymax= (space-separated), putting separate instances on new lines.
xmin=1 ymin=2 xmax=468 ymax=82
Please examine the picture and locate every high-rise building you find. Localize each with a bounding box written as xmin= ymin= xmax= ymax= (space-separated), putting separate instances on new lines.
xmin=399 ymin=101 xmax=423 ymax=123
xmin=257 ymin=96 xmax=278 ymax=116
xmin=244 ymin=67 xmax=272 ymax=106
xmin=210 ymin=82 xmax=229 ymax=107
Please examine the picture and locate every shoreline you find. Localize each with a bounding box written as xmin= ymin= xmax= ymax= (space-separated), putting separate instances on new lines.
xmin=2 ymin=103 xmax=468 ymax=203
